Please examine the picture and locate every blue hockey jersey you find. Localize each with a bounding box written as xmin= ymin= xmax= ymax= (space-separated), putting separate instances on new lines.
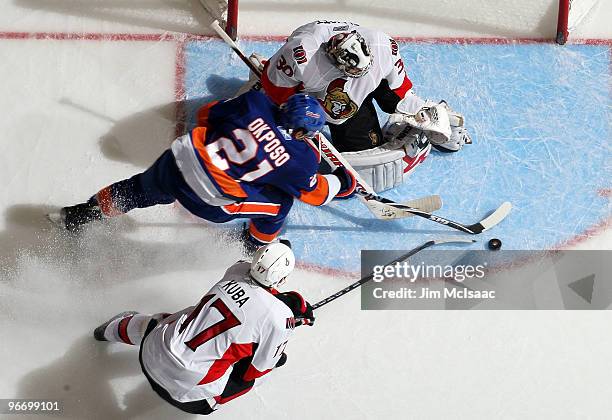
xmin=171 ymin=90 xmax=338 ymax=210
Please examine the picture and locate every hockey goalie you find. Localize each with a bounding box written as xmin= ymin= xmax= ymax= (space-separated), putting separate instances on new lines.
xmin=239 ymin=20 xmax=472 ymax=192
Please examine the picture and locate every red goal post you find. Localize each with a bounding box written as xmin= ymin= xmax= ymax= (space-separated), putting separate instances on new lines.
xmin=199 ymin=0 xmax=239 ymax=40
xmin=206 ymin=0 xmax=596 ymax=44
xmin=557 ymin=0 xmax=571 ymax=44
xmin=225 ymin=0 xmax=239 ymax=40
xmin=557 ymin=0 xmax=599 ymax=44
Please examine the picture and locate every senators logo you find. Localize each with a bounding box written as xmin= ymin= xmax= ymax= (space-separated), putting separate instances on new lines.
xmin=322 ymin=79 xmax=358 ymax=120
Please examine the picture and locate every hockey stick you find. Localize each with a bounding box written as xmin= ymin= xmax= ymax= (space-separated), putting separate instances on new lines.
xmin=312 ymin=133 xmax=512 ymax=232
xmin=311 ymin=237 xmax=475 ymax=310
xmin=209 ymin=20 xmax=512 ymax=233
xmin=311 ymin=132 xmax=448 ymax=219
xmin=210 ymin=20 xmax=262 ymax=76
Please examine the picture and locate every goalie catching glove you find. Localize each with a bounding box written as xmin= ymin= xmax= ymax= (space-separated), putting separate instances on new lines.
xmin=434 ymin=100 xmax=472 ymax=152
xmin=343 ymin=102 xmax=470 ymax=192
xmin=385 ymin=101 xmax=471 ymax=152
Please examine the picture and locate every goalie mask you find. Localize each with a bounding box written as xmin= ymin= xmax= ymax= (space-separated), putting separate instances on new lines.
xmin=325 ymin=31 xmax=372 ymax=78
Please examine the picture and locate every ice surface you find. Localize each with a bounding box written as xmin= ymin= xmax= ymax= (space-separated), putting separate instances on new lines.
xmin=186 ymin=39 xmax=611 ymax=271
xmin=0 ymin=1 xmax=611 ymax=419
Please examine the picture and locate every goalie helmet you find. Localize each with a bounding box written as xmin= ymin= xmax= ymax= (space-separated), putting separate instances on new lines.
xmin=250 ymin=242 xmax=296 ymax=288
xmin=279 ymin=94 xmax=326 ymax=138
xmin=325 ymin=31 xmax=372 ymax=78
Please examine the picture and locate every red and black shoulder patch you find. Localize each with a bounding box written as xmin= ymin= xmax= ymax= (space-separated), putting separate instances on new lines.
xmin=293 ymin=45 xmax=307 ymax=64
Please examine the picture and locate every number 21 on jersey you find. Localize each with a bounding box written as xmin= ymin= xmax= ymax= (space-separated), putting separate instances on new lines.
xmin=206 ymin=119 xmax=291 ymax=182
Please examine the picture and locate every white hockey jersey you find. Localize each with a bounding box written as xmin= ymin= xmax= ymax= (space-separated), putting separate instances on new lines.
xmin=261 ymin=21 xmax=414 ymax=124
xmin=140 ymin=261 xmax=294 ymax=402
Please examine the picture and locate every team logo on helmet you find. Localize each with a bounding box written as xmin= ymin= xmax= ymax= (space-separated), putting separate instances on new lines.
xmin=322 ymin=79 xmax=358 ymax=120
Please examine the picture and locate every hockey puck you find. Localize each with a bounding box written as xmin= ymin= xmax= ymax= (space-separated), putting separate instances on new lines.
xmin=488 ymin=238 xmax=502 ymax=251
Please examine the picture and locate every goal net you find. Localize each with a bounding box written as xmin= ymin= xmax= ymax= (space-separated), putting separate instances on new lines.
xmin=199 ymin=0 xmax=600 ymax=44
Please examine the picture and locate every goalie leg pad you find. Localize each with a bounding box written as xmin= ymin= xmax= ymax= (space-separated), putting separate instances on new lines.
xmin=343 ymin=131 xmax=431 ymax=192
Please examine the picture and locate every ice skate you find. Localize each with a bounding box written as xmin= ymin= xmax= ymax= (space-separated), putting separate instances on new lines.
xmin=48 ymin=202 xmax=104 ymax=232
xmin=93 ymin=311 xmax=139 ymax=342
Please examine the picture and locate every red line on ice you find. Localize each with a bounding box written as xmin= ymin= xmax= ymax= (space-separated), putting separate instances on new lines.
xmin=598 ymin=188 xmax=611 ymax=197
xmin=0 ymin=31 xmax=176 ymax=41
xmin=0 ymin=30 xmax=610 ymax=44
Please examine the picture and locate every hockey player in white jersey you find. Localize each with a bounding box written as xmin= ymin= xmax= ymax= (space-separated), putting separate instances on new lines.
xmin=254 ymin=20 xmax=472 ymax=191
xmin=93 ymin=242 xmax=314 ymax=415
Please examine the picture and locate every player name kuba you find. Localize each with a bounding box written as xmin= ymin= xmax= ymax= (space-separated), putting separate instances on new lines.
xmin=219 ymin=280 xmax=250 ymax=307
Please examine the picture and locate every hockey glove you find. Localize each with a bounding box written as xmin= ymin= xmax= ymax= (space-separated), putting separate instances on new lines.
xmin=432 ymin=101 xmax=472 ymax=152
xmin=332 ymin=167 xmax=357 ymax=199
xmin=431 ymin=126 xmax=472 ymax=153
xmin=275 ymin=291 xmax=315 ymax=326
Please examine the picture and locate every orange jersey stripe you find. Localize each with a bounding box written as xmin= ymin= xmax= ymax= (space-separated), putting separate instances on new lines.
xmin=196 ymin=100 xmax=218 ymax=127
xmin=223 ymin=202 xmax=281 ymax=216
xmin=298 ymin=174 xmax=330 ymax=206
xmin=249 ymin=222 xmax=280 ymax=243
xmin=191 ymin=127 xmax=248 ymax=200
xmin=96 ymin=186 xmax=123 ymax=217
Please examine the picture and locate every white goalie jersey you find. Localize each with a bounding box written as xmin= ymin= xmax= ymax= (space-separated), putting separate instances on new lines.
xmin=261 ymin=20 xmax=415 ymax=124
xmin=140 ymin=261 xmax=294 ymax=403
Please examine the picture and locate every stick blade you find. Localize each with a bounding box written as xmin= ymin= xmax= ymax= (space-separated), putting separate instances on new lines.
xmin=469 ymin=201 xmax=512 ymax=233
xmin=433 ymin=237 xmax=477 ymax=245
xmin=364 ymin=195 xmax=442 ymax=220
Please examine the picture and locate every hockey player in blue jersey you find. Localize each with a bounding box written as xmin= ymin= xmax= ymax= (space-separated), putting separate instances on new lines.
xmin=54 ymin=92 xmax=357 ymax=249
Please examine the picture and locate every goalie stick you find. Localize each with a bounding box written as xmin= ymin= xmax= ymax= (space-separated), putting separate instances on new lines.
xmin=209 ymin=20 xmax=512 ymax=234
xmin=311 ymin=237 xmax=475 ymax=310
